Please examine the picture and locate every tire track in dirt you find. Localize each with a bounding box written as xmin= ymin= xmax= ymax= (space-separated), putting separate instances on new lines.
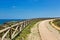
xmin=26 ymin=22 xmax=42 ymax=40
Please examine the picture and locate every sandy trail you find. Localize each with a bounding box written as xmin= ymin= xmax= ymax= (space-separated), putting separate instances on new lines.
xmin=26 ymin=22 xmax=41 ymax=40
xmin=27 ymin=20 xmax=60 ymax=40
xmin=39 ymin=20 xmax=60 ymax=40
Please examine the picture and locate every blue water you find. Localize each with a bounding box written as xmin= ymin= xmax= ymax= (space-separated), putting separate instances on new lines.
xmin=0 ymin=19 xmax=25 ymax=24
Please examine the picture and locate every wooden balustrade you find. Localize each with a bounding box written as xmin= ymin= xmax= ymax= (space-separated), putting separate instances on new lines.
xmin=0 ymin=20 xmax=32 ymax=40
xmin=0 ymin=19 xmax=40 ymax=40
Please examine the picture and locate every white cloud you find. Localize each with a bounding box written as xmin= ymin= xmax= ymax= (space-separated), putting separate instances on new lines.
xmin=12 ymin=6 xmax=16 ymax=8
xmin=28 ymin=0 xmax=39 ymax=2
xmin=33 ymin=0 xmax=39 ymax=1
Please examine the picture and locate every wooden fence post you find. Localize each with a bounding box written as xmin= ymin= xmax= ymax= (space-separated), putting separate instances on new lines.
xmin=9 ymin=28 xmax=12 ymax=40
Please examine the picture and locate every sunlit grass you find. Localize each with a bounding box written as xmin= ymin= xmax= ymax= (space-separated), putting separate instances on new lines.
xmin=53 ymin=19 xmax=60 ymax=27
xmin=13 ymin=20 xmax=40 ymax=40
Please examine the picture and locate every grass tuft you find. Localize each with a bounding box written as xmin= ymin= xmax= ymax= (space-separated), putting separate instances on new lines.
xmin=14 ymin=20 xmax=40 ymax=40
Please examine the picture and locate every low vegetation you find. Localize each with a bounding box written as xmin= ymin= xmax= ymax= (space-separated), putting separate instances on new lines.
xmin=13 ymin=19 xmax=42 ymax=40
xmin=53 ymin=19 xmax=60 ymax=27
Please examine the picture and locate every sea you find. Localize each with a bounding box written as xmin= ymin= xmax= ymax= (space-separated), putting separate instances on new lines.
xmin=0 ymin=19 xmax=26 ymax=25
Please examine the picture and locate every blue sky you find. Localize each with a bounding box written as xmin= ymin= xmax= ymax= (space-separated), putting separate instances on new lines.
xmin=0 ymin=0 xmax=60 ymax=19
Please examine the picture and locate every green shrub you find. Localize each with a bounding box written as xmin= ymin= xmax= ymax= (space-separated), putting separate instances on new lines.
xmin=53 ymin=19 xmax=60 ymax=27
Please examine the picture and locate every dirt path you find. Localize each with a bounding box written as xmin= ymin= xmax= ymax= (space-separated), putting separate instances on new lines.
xmin=27 ymin=19 xmax=60 ymax=40
xmin=26 ymin=22 xmax=41 ymax=40
xmin=38 ymin=20 xmax=60 ymax=40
